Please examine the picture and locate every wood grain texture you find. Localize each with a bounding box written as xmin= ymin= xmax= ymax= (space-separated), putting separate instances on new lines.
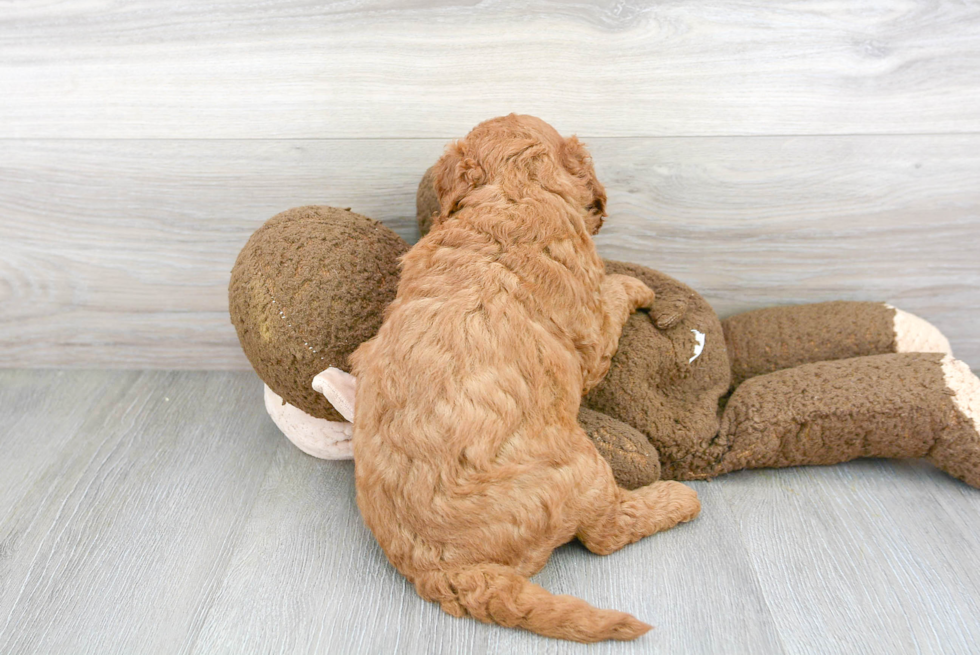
xmin=0 ymin=370 xmax=279 ymax=653
xmin=0 ymin=139 xmax=436 ymax=369
xmin=722 ymin=460 xmax=980 ymax=654
xmin=2 ymin=1 xmax=980 ymax=138
xmin=592 ymin=135 xmax=980 ymax=366
xmin=3 ymin=371 xmax=979 ymax=653
xmin=1 ymin=136 xmax=977 ymax=369
xmin=193 ymin=444 xmax=783 ymax=655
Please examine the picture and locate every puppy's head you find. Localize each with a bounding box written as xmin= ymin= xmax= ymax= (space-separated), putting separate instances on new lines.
xmin=431 ymin=114 xmax=607 ymax=234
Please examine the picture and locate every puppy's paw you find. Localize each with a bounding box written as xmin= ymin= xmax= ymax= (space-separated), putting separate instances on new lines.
xmin=612 ymin=274 xmax=656 ymax=311
xmin=658 ymin=481 xmax=701 ymax=523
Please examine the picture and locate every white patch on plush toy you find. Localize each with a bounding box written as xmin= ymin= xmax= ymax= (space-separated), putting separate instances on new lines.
xmin=689 ymin=329 xmax=705 ymax=363
xmin=312 ymin=367 xmax=357 ymax=422
xmin=263 ymin=384 xmax=353 ymax=459
xmin=942 ymin=355 xmax=980 ymax=435
xmin=887 ymin=304 xmax=952 ymax=355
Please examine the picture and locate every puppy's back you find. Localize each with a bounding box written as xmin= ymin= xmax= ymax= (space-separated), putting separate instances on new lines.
xmin=349 ymin=225 xmax=649 ymax=643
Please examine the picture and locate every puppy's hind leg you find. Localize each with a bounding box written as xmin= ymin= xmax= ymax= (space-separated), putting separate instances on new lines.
xmin=577 ymin=457 xmax=701 ymax=556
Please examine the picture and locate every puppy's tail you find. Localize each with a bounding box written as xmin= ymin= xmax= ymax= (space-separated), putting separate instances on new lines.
xmin=413 ymin=563 xmax=651 ymax=643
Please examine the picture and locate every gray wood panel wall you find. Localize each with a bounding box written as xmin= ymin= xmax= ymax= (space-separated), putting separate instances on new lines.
xmin=1 ymin=1 xmax=978 ymax=369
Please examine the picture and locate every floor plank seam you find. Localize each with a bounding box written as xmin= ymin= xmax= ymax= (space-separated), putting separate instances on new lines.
xmin=713 ymin=481 xmax=792 ymax=655
xmin=180 ymin=436 xmax=284 ymax=655
xmin=0 ymin=374 xmax=140 ymax=649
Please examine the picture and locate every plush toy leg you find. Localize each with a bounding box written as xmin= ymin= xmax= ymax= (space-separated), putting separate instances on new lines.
xmin=723 ymin=301 xmax=952 ymax=388
xmin=688 ymin=352 xmax=980 ymax=487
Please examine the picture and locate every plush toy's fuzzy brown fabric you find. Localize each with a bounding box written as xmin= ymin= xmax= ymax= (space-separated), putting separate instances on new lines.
xmin=413 ymin=164 xmax=980 ymax=488
xmin=723 ymin=301 xmax=897 ymax=388
xmin=233 ymin=167 xmax=980 ymax=492
xmin=700 ymin=352 xmax=980 ymax=487
xmin=582 ymin=262 xmax=732 ymax=481
xmin=416 ymin=169 xmax=441 ymax=237
xmin=582 ymin=266 xmax=979 ymax=487
xmin=229 ymin=206 xmax=407 ymax=421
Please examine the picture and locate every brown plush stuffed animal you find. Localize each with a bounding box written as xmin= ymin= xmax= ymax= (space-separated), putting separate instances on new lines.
xmin=229 ymin=174 xmax=980 ymax=491
xmin=419 ymin=166 xmax=980 ymax=489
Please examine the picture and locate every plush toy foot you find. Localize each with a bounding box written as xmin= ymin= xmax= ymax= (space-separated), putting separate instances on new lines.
xmin=263 ymin=379 xmax=353 ymax=460
xmin=698 ymin=352 xmax=980 ymax=488
xmin=929 ymin=356 xmax=980 ymax=487
xmin=888 ymin=304 xmax=952 ymax=355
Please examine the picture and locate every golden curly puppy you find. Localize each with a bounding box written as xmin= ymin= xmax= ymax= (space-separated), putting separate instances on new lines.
xmin=350 ymin=115 xmax=700 ymax=642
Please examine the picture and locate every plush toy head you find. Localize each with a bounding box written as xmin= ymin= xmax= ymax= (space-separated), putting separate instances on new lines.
xmin=229 ymin=205 xmax=407 ymax=421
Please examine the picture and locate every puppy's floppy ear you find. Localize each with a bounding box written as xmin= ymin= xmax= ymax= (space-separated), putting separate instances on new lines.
xmin=562 ymin=135 xmax=607 ymax=234
xmin=432 ymin=140 xmax=485 ymax=228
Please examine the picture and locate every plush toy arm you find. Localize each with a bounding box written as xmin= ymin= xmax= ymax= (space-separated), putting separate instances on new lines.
xmin=722 ymin=301 xmax=952 ymax=388
xmin=416 ymin=165 xmax=441 ymax=236
xmin=312 ymin=368 xmax=356 ymax=422
xmin=682 ymin=352 xmax=980 ymax=488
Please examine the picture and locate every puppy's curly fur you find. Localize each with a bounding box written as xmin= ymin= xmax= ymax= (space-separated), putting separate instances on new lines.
xmin=350 ymin=115 xmax=700 ymax=643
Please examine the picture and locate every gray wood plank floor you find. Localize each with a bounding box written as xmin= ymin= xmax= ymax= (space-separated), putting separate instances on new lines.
xmin=2 ymin=370 xmax=979 ymax=654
